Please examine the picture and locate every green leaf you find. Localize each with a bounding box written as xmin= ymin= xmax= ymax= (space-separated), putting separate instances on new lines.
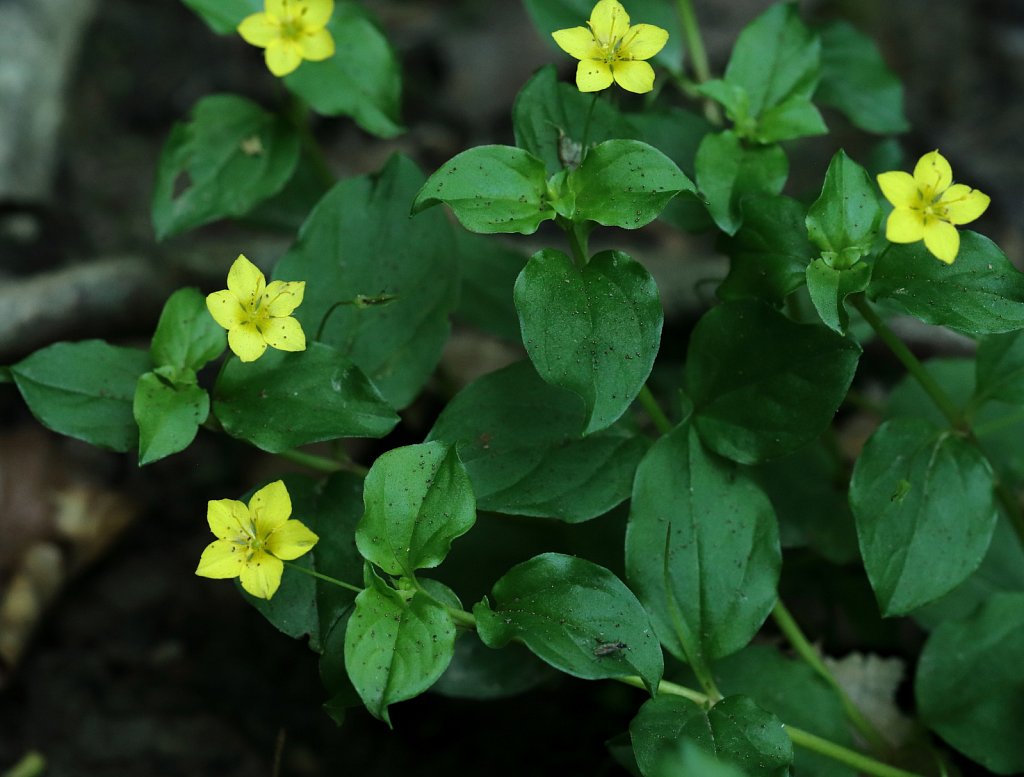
xmin=151 ymin=94 xmax=301 ymax=240
xmin=133 ymin=372 xmax=209 ymax=465
xmin=815 ymin=20 xmax=909 ymax=135
xmin=650 ymin=742 xmax=751 ymax=777
xmin=213 ymin=343 xmax=398 ymax=453
xmin=275 ymin=154 xmax=458 ymax=408
xmin=427 ymin=361 xmax=647 ymax=522
xmin=869 ymin=231 xmax=1024 ymax=335
xmin=412 ymin=145 xmax=554 ymax=235
xmin=150 ymin=287 xmax=226 ymax=375
xmin=916 ymin=592 xmax=1024 ymax=774
xmin=849 ymin=418 xmax=998 ymax=616
xmin=695 ymin=131 xmax=789 ymax=235
xmin=453 ymin=231 xmax=524 ymax=341
xmin=714 ymin=645 xmax=856 ymax=777
xmin=718 ymin=195 xmax=814 ymax=304
xmin=806 ymin=258 xmax=871 ymax=334
xmin=180 ymin=0 xmax=259 ymax=34
xmin=806 ymin=150 xmax=882 ymax=266
xmin=754 ymin=95 xmax=826 ymax=143
xmin=975 ymin=330 xmax=1024 ymax=405
xmin=630 ymin=695 xmax=792 ymax=777
xmin=565 ymin=140 xmax=695 ymax=229
xmin=345 ymin=566 xmax=456 ymax=725
xmin=512 ymin=65 xmax=634 ymax=175
xmin=12 ymin=340 xmax=151 ymax=452
xmin=473 ymin=552 xmax=664 ymax=693
xmin=514 ymin=249 xmax=662 ymax=434
xmin=522 ymin=0 xmax=683 ymax=76
xmin=283 ymin=3 xmax=402 ymax=137
xmin=356 ymin=441 xmax=476 ymax=577
xmin=432 ymin=634 xmax=555 ymax=700
xmin=626 ymin=108 xmax=712 ymax=179
xmin=626 ymin=423 xmax=780 ymax=663
xmin=688 ymin=301 xmax=861 ymax=463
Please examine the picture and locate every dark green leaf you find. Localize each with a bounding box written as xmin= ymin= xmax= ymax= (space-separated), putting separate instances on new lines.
xmin=275 ymin=154 xmax=459 ymax=408
xmin=12 ymin=340 xmax=151 ymax=452
xmin=133 ymin=372 xmax=209 ymax=465
xmin=975 ymin=330 xmax=1024 ymax=406
xmin=427 ymin=361 xmax=647 ymax=523
xmin=695 ymin=131 xmax=788 ymax=235
xmin=566 ymin=140 xmax=694 ymax=229
xmin=626 ymin=423 xmax=780 ymax=663
xmin=515 ymin=249 xmax=662 ymax=434
xmin=180 ymin=0 xmax=258 ymax=34
xmin=345 ymin=566 xmax=456 ymax=725
xmin=816 ymin=20 xmax=909 ymax=134
xmin=453 ymin=231 xmax=524 ymax=341
xmin=718 ymin=196 xmax=814 ymax=304
xmin=650 ymin=742 xmax=751 ymax=777
xmin=688 ymin=301 xmax=861 ymax=463
xmin=283 ymin=3 xmax=402 ymax=137
xmin=806 ymin=258 xmax=871 ymax=334
xmin=869 ymin=231 xmax=1024 ymax=335
xmin=628 ymin=108 xmax=713 ymax=178
xmin=357 ymin=441 xmax=476 ymax=577
xmin=412 ymin=145 xmax=554 ymax=235
xmin=630 ymin=695 xmax=792 ymax=777
xmin=432 ymin=634 xmax=555 ymax=700
xmin=213 ymin=343 xmax=398 ymax=453
xmin=806 ymin=150 xmax=882 ymax=266
xmin=850 ymin=418 xmax=998 ymax=616
xmin=474 ymin=552 xmax=664 ymax=693
xmin=916 ymin=592 xmax=1024 ymax=774
xmin=151 ymin=94 xmax=301 ymax=239
xmin=150 ymin=287 xmax=225 ymax=375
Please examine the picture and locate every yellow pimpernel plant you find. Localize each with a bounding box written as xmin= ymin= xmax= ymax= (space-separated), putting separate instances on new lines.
xmin=877 ymin=150 xmax=990 ymax=264
xmin=552 ymin=0 xmax=669 ymax=94
xmin=206 ymin=254 xmax=306 ymax=363
xmin=195 ymin=481 xmax=318 ymax=600
xmin=238 ymin=0 xmax=336 ymax=78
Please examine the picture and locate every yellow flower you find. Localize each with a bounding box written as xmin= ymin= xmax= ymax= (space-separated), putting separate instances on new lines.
xmin=206 ymin=254 xmax=306 ymax=363
xmin=552 ymin=0 xmax=668 ymax=94
xmin=238 ymin=0 xmax=335 ymax=78
xmin=196 ymin=481 xmax=318 ymax=600
xmin=877 ymin=150 xmax=990 ymax=264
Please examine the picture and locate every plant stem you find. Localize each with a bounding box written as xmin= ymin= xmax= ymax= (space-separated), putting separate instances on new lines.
xmin=286 ymin=94 xmax=335 ymax=189
xmin=275 ymin=447 xmax=368 ymax=475
xmin=447 ymin=607 xmax=477 ymax=630
xmin=851 ymin=296 xmax=961 ymax=427
xmin=565 ymin=220 xmax=590 ymax=266
xmin=283 ymin=561 xmax=363 ymax=594
xmin=637 ymin=384 xmax=674 ymax=435
xmin=675 ymin=0 xmax=722 ymax=124
xmin=771 ymin=600 xmax=890 ymax=754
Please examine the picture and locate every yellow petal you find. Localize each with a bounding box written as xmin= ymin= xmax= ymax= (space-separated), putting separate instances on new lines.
xmin=264 ymin=280 xmax=305 ymax=317
xmin=296 ymin=0 xmax=333 ymax=29
xmin=239 ymin=551 xmax=284 ymax=599
xmin=939 ymin=184 xmax=990 ymax=225
xmin=612 ymin=60 xmax=656 ymax=94
xmin=552 ymin=26 xmax=601 ymax=61
xmin=262 ymin=317 xmax=306 ymax=352
xmin=226 ymin=254 xmax=265 ymax=302
xmin=265 ymin=39 xmax=304 ymax=77
xmin=619 ymin=23 xmax=669 ymax=60
xmin=923 ymin=219 xmax=960 ymax=264
xmin=589 ymin=0 xmax=629 ymax=45
xmin=576 ymin=59 xmax=614 ymax=92
xmin=300 ymin=27 xmax=334 ymax=61
xmin=206 ymin=290 xmax=247 ymax=330
xmin=885 ymin=208 xmax=925 ymax=243
xmin=266 ymin=0 xmax=288 ymax=20
xmin=195 ymin=539 xmax=246 ymax=579
xmin=207 ymin=498 xmax=250 ymax=541
xmin=238 ymin=13 xmax=279 ymax=47
xmin=913 ymin=150 xmax=952 ymax=197
xmin=877 ymin=171 xmax=919 ymax=209
xmin=266 ymin=519 xmax=319 ymax=561
xmin=249 ymin=480 xmax=292 ymax=537
xmin=228 ymin=322 xmax=268 ymax=362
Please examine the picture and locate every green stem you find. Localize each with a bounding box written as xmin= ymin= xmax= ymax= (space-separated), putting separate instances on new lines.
xmin=286 ymin=94 xmax=335 ymax=189
xmin=675 ymin=0 xmax=722 ymax=124
xmin=1 ymin=752 xmax=46 ymax=777
xmin=275 ymin=447 xmax=367 ymax=476
xmin=851 ymin=296 xmax=962 ymax=427
xmin=637 ymin=384 xmax=674 ymax=435
xmin=580 ymin=92 xmax=599 ymax=151
xmin=565 ymin=220 xmax=590 ymax=266
xmin=283 ymin=561 xmax=363 ymax=594
xmin=447 ymin=607 xmax=477 ymax=630
xmin=772 ymin=601 xmax=890 ymax=754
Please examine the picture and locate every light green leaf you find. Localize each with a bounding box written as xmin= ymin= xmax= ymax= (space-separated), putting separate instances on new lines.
xmin=150 ymin=287 xmax=225 ymax=375
xmin=806 ymin=258 xmax=872 ymax=334
xmin=806 ymin=150 xmax=882 ymax=265
xmin=650 ymin=742 xmax=752 ymax=777
xmin=754 ymin=95 xmax=826 ymax=143
xmin=133 ymin=372 xmax=209 ymax=465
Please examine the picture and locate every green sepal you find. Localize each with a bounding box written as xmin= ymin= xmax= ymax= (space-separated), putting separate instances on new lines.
xmin=806 ymin=150 xmax=882 ymax=267
xmin=150 ymin=287 xmax=226 ymax=377
xmin=806 ymin=259 xmax=871 ymax=334
xmin=133 ymin=371 xmax=209 ymax=466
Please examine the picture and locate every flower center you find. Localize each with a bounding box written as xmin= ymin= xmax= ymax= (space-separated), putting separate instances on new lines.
xmin=279 ymin=18 xmax=305 ymax=41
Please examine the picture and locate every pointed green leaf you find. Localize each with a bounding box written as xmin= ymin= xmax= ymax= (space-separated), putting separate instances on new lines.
xmin=357 ymin=442 xmax=476 ymax=577
xmin=754 ymin=95 xmax=826 ymax=143
xmin=806 ymin=258 xmax=871 ymax=334
xmin=150 ymin=287 xmax=226 ymax=375
xmin=133 ymin=372 xmax=209 ymax=465
xmin=975 ymin=330 xmax=1024 ymax=406
xmin=806 ymin=150 xmax=882 ymax=265
xmin=181 ymin=0 xmax=258 ymax=34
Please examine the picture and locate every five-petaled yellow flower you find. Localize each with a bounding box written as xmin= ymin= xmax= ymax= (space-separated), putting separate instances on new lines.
xmin=238 ymin=0 xmax=336 ymax=78
xmin=552 ymin=0 xmax=669 ymax=94
xmin=877 ymin=150 xmax=990 ymax=264
xmin=196 ymin=480 xmax=318 ymax=600
xmin=206 ymin=254 xmax=306 ymax=363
